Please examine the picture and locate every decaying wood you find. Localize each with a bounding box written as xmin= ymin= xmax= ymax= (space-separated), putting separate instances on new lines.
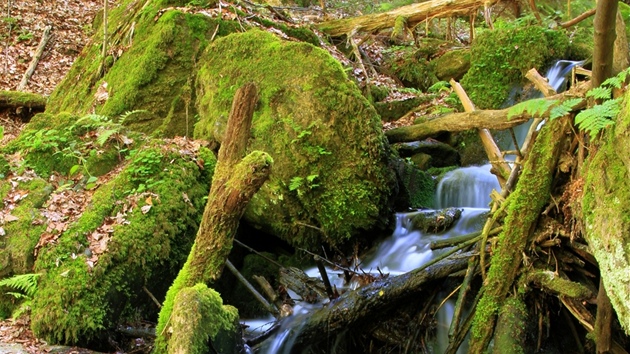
xmin=17 ymin=25 xmax=52 ymax=91
xmin=279 ymin=266 xmax=328 ymax=303
xmin=317 ymin=0 xmax=501 ymax=37
xmin=525 ymin=68 xmax=558 ymax=97
xmin=0 ymin=90 xmax=47 ymax=110
xmin=385 ymin=81 xmax=588 ymax=144
xmin=288 ymin=253 xmax=471 ymax=351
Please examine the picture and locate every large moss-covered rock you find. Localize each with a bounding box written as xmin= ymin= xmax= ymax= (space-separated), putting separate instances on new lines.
xmin=29 ymin=141 xmax=216 ymax=345
xmin=461 ymin=24 xmax=569 ymax=109
xmin=194 ymin=29 xmax=397 ymax=248
xmin=45 ymin=0 xmax=241 ymax=137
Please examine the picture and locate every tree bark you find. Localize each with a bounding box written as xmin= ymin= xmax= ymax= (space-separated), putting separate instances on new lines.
xmin=316 ymin=0 xmax=500 ymax=36
xmin=468 ymin=116 xmax=572 ymax=353
xmin=154 ymin=83 xmax=273 ymax=353
xmin=592 ymin=0 xmax=618 ymax=88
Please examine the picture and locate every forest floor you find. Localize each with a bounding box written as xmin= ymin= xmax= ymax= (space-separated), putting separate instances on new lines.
xmin=1 ymin=1 xmax=107 ymax=352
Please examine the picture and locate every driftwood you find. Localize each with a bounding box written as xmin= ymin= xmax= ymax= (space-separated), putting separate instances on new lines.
xmin=0 ymin=90 xmax=47 ymax=110
xmin=17 ymin=25 xmax=52 ymax=91
xmin=385 ymin=82 xmax=588 ymax=144
xmin=288 ymin=253 xmax=470 ymax=351
xmin=317 ymin=0 xmax=501 ymax=36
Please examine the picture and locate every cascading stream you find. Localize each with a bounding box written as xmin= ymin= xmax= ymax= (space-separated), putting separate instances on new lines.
xmin=245 ymin=60 xmax=582 ymax=354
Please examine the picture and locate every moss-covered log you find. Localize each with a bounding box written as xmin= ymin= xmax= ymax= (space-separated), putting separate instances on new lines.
xmin=0 ymin=90 xmax=47 ymax=110
xmin=468 ymin=116 xmax=572 ymax=353
xmin=289 ymin=254 xmax=470 ymax=351
xmin=582 ymin=92 xmax=630 ymax=333
xmin=155 ymin=83 xmax=272 ymax=353
xmin=316 ymin=0 xmax=500 ymax=37
xmin=385 ymin=86 xmax=587 ymax=143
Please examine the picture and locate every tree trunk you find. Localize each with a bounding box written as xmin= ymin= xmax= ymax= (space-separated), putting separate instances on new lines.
xmin=468 ymin=116 xmax=572 ymax=353
xmin=592 ymin=0 xmax=618 ymax=88
xmin=317 ymin=0 xmax=500 ymax=36
xmin=154 ymin=83 xmax=273 ymax=353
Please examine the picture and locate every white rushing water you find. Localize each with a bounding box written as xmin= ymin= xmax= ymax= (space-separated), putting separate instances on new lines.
xmin=245 ymin=60 xmax=583 ymax=354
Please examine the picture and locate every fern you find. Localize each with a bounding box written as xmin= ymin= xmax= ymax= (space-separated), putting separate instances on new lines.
xmin=289 ymin=177 xmax=303 ymax=191
xmin=574 ymin=98 xmax=621 ymax=138
xmin=96 ymin=128 xmax=119 ymax=146
xmin=117 ymin=109 xmax=148 ymax=124
xmin=602 ymin=67 xmax=630 ymax=89
xmin=549 ymin=98 xmax=583 ymax=120
xmin=586 ymin=86 xmax=612 ymax=100
xmin=507 ymin=98 xmax=558 ymax=120
xmin=0 ymin=273 xmax=41 ymax=298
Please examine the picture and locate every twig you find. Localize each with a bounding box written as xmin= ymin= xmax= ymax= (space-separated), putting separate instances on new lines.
xmin=314 ymin=255 xmax=335 ymax=300
xmin=233 ymin=238 xmax=284 ymax=268
xmin=449 ymin=254 xmax=478 ymax=340
xmin=143 ymin=286 xmax=162 ymax=308
xmin=430 ymin=226 xmax=501 ymax=250
xmin=445 ymin=289 xmax=482 ymax=354
xmin=225 ymin=260 xmax=279 ymax=317
xmin=17 ymin=25 xmax=52 ymax=91
xmin=560 ymin=8 xmax=596 ymax=28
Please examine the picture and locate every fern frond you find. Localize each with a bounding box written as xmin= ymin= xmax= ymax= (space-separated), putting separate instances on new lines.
xmin=0 ymin=273 xmax=41 ymax=298
xmin=574 ymin=98 xmax=621 ymax=138
xmin=289 ymin=177 xmax=303 ymax=191
xmin=507 ymin=98 xmax=558 ymax=120
xmin=549 ymin=98 xmax=583 ymax=120
xmin=117 ymin=110 xmax=148 ymax=124
xmin=97 ymin=128 xmax=119 ymax=146
xmin=586 ymin=86 xmax=612 ymax=100
xmin=602 ymin=67 xmax=630 ymax=89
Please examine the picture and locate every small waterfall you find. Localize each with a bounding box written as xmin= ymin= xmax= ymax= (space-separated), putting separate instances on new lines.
xmin=244 ymin=60 xmax=582 ymax=353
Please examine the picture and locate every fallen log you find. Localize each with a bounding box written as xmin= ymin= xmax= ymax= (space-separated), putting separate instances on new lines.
xmin=288 ymin=252 xmax=471 ymax=350
xmin=0 ymin=90 xmax=47 ymax=110
xmin=385 ymin=83 xmax=588 ymax=144
xmin=17 ymin=25 xmax=52 ymax=91
xmin=317 ymin=0 xmax=501 ymax=36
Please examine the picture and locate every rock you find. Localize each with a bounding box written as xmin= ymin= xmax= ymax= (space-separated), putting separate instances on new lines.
xmin=194 ymin=29 xmax=397 ymax=247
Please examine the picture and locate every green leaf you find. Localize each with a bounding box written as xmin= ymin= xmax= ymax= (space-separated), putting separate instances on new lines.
xmin=586 ymin=86 xmax=611 ymax=100
xmin=69 ymin=164 xmax=80 ymax=176
xmin=507 ymin=98 xmax=558 ymax=120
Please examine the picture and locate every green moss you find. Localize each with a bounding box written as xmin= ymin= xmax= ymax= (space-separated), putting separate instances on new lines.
xmin=46 ymin=0 xmax=241 ymax=138
xmin=432 ymin=48 xmax=471 ymax=81
xmin=387 ymin=48 xmax=438 ymax=92
xmin=166 ymin=284 xmax=238 ymax=354
xmin=30 ymin=141 xmax=215 ymax=345
xmin=461 ymin=24 xmax=569 ymax=109
xmin=492 ymin=296 xmax=528 ymax=354
xmin=581 ymin=92 xmax=630 ymax=333
xmin=194 ymin=29 xmax=396 ymax=248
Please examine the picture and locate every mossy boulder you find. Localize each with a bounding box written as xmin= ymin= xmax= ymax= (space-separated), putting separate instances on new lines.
xmin=461 ymin=24 xmax=569 ymax=109
xmin=432 ymin=48 xmax=471 ymax=81
xmin=194 ymin=29 xmax=397 ymax=248
xmin=45 ymin=0 xmax=241 ymax=138
xmin=29 ymin=141 xmax=216 ymax=345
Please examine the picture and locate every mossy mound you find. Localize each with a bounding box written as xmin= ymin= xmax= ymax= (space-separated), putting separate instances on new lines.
xmin=194 ymin=29 xmax=397 ymax=248
xmin=461 ymin=24 xmax=569 ymax=109
xmin=29 ymin=141 xmax=216 ymax=345
xmin=45 ymin=0 xmax=241 ymax=138
xmin=432 ymin=48 xmax=471 ymax=81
